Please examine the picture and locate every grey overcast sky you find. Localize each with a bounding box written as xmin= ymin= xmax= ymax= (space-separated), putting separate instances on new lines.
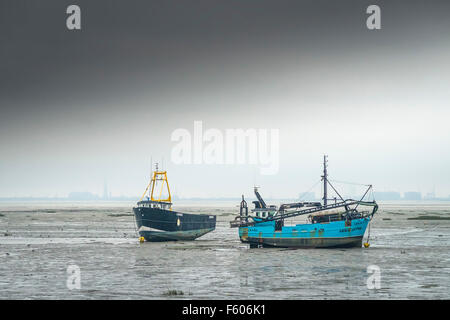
xmin=1 ymin=0 xmax=450 ymax=198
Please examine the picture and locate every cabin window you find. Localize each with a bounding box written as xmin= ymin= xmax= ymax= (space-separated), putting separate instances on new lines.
xmin=262 ymin=212 xmax=266 ymax=217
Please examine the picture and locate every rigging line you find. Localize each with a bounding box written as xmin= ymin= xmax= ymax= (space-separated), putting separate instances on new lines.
xmin=139 ymin=182 xmax=151 ymax=202
xmin=327 ymin=180 xmax=345 ymax=202
xmin=355 ymin=185 xmax=373 ymax=210
xmin=329 ymin=179 xmax=370 ymax=187
xmin=370 ymin=187 xmax=376 ymax=201
xmin=298 ymin=180 xmax=321 ymax=202
xmin=366 ymin=219 xmax=371 ymax=244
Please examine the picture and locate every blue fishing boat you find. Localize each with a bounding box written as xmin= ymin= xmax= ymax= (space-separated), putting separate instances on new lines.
xmin=230 ymin=156 xmax=378 ymax=248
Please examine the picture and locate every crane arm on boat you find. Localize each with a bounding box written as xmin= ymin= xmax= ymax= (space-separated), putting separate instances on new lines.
xmin=231 ymin=199 xmax=378 ymax=228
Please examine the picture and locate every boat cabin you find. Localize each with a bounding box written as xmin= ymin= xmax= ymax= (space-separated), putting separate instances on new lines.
xmin=252 ymin=206 xmax=277 ymax=218
xmin=137 ymin=200 xmax=172 ymax=210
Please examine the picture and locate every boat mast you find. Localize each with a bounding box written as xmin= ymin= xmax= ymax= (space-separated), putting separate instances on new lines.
xmin=322 ymin=155 xmax=328 ymax=206
xmin=149 ymin=163 xmax=172 ymax=204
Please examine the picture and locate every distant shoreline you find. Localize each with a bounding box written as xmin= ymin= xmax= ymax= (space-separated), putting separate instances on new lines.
xmin=1 ymin=198 xmax=450 ymax=203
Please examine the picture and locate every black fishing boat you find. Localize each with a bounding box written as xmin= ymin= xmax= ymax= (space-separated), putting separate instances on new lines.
xmin=133 ymin=165 xmax=216 ymax=242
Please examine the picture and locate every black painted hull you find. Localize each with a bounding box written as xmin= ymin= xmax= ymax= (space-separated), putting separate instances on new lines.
xmin=133 ymin=206 xmax=216 ymax=242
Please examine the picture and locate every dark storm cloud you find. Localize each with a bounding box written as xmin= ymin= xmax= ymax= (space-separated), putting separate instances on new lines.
xmin=1 ymin=0 xmax=449 ymax=120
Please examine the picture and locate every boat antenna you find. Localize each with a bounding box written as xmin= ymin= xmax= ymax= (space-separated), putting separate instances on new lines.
xmin=149 ymin=156 xmax=153 ymax=198
xmin=321 ymin=156 xmax=347 ymax=206
xmin=322 ymin=155 xmax=328 ymax=206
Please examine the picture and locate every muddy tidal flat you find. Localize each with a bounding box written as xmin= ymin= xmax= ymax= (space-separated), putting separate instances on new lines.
xmin=0 ymin=201 xmax=449 ymax=299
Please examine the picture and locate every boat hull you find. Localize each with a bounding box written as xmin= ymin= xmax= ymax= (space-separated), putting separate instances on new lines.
xmin=133 ymin=206 xmax=216 ymax=242
xmin=239 ymin=217 xmax=369 ymax=248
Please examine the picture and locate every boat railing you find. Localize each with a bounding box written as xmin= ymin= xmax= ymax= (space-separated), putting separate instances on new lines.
xmin=137 ymin=200 xmax=172 ymax=210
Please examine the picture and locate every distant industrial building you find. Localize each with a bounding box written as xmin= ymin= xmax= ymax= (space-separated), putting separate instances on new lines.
xmin=424 ymin=192 xmax=436 ymax=200
xmin=403 ymin=192 xmax=422 ymax=201
xmin=103 ymin=181 xmax=109 ymax=200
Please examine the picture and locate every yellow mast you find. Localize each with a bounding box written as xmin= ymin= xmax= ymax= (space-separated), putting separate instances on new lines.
xmin=139 ymin=163 xmax=172 ymax=203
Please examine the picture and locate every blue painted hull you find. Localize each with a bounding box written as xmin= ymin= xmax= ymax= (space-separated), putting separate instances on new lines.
xmin=239 ymin=217 xmax=370 ymax=248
